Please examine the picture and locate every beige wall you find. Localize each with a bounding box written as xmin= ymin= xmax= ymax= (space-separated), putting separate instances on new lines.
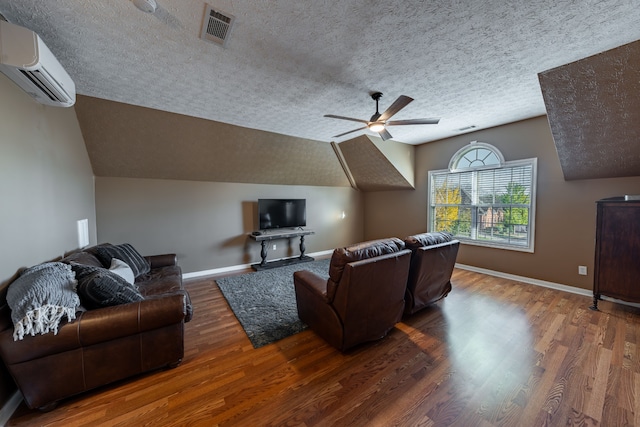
xmin=75 ymin=96 xmax=351 ymax=188
xmin=0 ymin=74 xmax=97 ymax=282
xmin=364 ymin=116 xmax=640 ymax=290
xmin=0 ymin=74 xmax=96 ymax=406
xmin=95 ymin=178 xmax=363 ymax=273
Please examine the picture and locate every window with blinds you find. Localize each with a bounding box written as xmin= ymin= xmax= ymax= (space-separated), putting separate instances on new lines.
xmin=428 ymin=142 xmax=537 ymax=252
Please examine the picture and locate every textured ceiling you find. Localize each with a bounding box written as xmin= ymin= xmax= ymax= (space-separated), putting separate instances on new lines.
xmin=0 ymin=1 xmax=639 ymax=145
xmin=539 ymin=40 xmax=640 ymax=181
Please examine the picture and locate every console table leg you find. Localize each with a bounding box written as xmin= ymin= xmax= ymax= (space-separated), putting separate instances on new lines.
xmin=589 ymin=294 xmax=600 ymax=311
xmin=299 ymin=235 xmax=306 ymax=259
xmin=260 ymin=241 xmax=268 ymax=266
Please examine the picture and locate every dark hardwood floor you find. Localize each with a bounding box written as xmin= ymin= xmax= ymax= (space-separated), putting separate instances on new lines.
xmin=8 ymin=267 xmax=640 ymax=426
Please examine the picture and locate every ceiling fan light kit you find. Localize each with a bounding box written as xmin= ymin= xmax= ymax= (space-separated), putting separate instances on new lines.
xmin=325 ymin=92 xmax=440 ymax=141
xmin=368 ymin=123 xmax=385 ymax=132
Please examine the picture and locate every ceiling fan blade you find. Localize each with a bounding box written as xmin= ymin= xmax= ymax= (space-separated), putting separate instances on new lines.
xmin=386 ymin=118 xmax=440 ymax=126
xmin=333 ymin=126 xmax=368 ymax=138
xmin=378 ymin=95 xmax=413 ymax=122
xmin=377 ymin=128 xmax=393 ymax=141
xmin=324 ymin=114 xmax=369 ymax=125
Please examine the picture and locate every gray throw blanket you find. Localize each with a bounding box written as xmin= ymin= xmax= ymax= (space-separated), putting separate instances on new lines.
xmin=6 ymin=262 xmax=80 ymax=341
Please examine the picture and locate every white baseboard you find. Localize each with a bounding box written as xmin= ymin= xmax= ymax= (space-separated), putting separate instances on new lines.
xmin=455 ymin=263 xmax=640 ymax=309
xmin=455 ymin=263 xmax=592 ymax=297
xmin=182 ymin=249 xmax=334 ymax=279
xmin=0 ymin=391 xmax=22 ymax=427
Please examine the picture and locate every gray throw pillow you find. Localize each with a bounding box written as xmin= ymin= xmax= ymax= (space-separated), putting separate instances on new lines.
xmin=95 ymin=243 xmax=150 ymax=278
xmin=76 ymin=269 xmax=144 ymax=309
xmin=109 ymin=258 xmax=135 ymax=284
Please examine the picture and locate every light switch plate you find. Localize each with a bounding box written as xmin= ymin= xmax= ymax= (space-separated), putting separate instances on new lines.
xmin=77 ymin=219 xmax=89 ymax=248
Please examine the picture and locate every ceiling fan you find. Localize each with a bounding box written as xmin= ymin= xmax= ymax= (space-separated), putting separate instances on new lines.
xmin=324 ymin=92 xmax=440 ymax=141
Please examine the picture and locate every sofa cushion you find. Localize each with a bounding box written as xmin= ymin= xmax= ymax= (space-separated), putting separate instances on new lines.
xmin=135 ymin=265 xmax=183 ymax=295
xmin=95 ymin=243 xmax=150 ymax=278
xmin=403 ymin=232 xmax=453 ymax=250
xmin=6 ymin=262 xmax=80 ymax=341
xmin=76 ymin=269 xmax=144 ymax=310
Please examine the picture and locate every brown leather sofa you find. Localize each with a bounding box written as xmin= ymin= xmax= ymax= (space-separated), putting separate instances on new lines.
xmin=293 ymin=238 xmax=411 ymax=352
xmin=0 ymin=244 xmax=193 ymax=411
xmin=403 ymin=232 xmax=459 ymax=316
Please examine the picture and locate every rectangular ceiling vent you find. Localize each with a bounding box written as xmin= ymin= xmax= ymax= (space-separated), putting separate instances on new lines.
xmin=200 ymin=4 xmax=235 ymax=48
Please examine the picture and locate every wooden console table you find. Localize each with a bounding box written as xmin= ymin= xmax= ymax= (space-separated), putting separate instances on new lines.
xmin=248 ymin=229 xmax=315 ymax=270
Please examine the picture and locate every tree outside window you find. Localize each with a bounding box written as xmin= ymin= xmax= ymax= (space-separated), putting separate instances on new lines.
xmin=428 ymin=142 xmax=537 ymax=252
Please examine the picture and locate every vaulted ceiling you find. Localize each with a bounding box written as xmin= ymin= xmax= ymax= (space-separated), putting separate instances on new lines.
xmin=1 ymin=0 xmax=639 ymax=146
xmin=538 ymin=40 xmax=640 ymax=180
xmin=75 ymin=95 xmax=415 ymax=190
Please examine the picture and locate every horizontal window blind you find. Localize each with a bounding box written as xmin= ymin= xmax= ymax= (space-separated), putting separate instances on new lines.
xmin=429 ymin=160 xmax=536 ymax=251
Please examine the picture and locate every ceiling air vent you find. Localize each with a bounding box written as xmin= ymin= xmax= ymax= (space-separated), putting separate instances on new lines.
xmin=200 ymin=4 xmax=235 ymax=48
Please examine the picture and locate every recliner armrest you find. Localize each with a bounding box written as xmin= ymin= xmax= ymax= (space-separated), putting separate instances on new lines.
xmin=293 ymin=270 xmax=330 ymax=303
xmin=414 ymin=239 xmax=460 ymax=253
xmin=145 ymin=254 xmax=178 ymax=268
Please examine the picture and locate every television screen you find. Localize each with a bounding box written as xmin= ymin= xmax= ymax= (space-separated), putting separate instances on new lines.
xmin=258 ymin=199 xmax=306 ymax=230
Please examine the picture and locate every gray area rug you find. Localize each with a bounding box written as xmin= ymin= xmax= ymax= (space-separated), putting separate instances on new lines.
xmin=216 ymin=258 xmax=330 ymax=348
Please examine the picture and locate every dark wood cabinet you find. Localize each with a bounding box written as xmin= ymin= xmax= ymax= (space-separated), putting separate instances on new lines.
xmin=591 ymin=197 xmax=640 ymax=310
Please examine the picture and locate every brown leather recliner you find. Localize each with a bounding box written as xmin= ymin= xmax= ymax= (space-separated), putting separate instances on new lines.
xmin=293 ymin=238 xmax=411 ymax=352
xmin=402 ymin=232 xmax=459 ymax=316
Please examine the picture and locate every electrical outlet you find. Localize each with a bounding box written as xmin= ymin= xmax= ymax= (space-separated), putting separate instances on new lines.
xmin=272 ymin=244 xmax=277 ymax=250
xmin=578 ymin=266 xmax=587 ymax=275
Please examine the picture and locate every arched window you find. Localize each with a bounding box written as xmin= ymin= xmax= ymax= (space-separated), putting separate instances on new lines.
xmin=428 ymin=141 xmax=537 ymax=252
xmin=448 ymin=141 xmax=504 ymax=171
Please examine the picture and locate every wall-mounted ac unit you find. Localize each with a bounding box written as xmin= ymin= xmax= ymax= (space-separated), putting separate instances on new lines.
xmin=0 ymin=20 xmax=75 ymax=107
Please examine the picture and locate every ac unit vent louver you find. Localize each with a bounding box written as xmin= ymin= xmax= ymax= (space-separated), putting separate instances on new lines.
xmin=19 ymin=68 xmax=71 ymax=104
xmin=200 ymin=4 xmax=235 ymax=48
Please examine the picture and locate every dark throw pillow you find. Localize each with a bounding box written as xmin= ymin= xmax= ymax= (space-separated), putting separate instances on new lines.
xmin=69 ymin=262 xmax=103 ymax=281
xmin=76 ymin=269 xmax=144 ymax=309
xmin=95 ymin=243 xmax=150 ymax=278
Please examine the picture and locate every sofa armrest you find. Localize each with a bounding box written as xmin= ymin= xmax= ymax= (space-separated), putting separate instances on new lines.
xmin=145 ymin=253 xmax=178 ymax=269
xmin=293 ymin=270 xmax=330 ymax=303
xmin=79 ymin=294 xmax=187 ymax=346
xmin=146 ymin=289 xmax=193 ymax=323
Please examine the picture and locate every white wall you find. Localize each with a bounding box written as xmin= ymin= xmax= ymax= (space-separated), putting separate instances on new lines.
xmin=0 ymin=73 xmax=96 ymax=409
xmin=0 ymin=74 xmax=97 ymax=283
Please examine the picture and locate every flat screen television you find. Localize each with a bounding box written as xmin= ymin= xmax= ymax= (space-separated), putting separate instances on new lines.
xmin=258 ymin=199 xmax=306 ymax=230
